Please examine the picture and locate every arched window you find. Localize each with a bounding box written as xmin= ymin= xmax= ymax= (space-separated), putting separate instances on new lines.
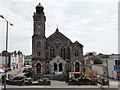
xmin=75 ymin=50 xmax=79 ymax=57
xmin=37 ymin=52 xmax=41 ymax=57
xmin=50 ymin=47 xmax=55 ymax=58
xmin=36 ymin=42 xmax=41 ymax=48
xmin=61 ymin=47 xmax=65 ymax=58
xmin=54 ymin=63 xmax=57 ymax=71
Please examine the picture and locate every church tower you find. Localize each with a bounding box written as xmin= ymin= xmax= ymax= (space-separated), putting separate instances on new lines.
xmin=32 ymin=3 xmax=46 ymax=73
xmin=33 ymin=3 xmax=46 ymax=37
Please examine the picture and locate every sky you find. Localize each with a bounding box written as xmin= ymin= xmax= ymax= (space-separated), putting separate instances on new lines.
xmin=0 ymin=0 xmax=119 ymax=55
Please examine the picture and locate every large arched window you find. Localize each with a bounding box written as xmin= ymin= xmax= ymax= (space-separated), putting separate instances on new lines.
xmin=61 ymin=47 xmax=65 ymax=58
xmin=50 ymin=47 xmax=55 ymax=58
xmin=36 ymin=42 xmax=41 ymax=48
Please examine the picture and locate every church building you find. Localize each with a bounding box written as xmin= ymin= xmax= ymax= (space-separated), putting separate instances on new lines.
xmin=32 ymin=3 xmax=84 ymax=74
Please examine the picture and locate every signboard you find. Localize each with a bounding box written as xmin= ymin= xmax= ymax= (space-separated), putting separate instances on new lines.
xmin=114 ymin=65 xmax=120 ymax=71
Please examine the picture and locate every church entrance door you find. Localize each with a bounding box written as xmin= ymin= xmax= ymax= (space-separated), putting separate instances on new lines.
xmin=75 ymin=62 xmax=80 ymax=72
xmin=36 ymin=63 xmax=41 ymax=73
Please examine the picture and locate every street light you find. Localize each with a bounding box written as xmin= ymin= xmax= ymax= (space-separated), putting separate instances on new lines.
xmin=0 ymin=15 xmax=13 ymax=90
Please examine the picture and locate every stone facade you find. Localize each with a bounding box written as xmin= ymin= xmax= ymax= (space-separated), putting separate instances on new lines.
xmin=32 ymin=3 xmax=84 ymax=74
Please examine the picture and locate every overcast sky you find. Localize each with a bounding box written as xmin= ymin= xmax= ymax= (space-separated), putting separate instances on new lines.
xmin=0 ymin=0 xmax=118 ymax=55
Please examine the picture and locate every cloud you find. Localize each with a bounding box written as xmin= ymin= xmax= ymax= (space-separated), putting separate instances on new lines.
xmin=0 ymin=0 xmax=118 ymax=55
xmin=0 ymin=1 xmax=33 ymax=54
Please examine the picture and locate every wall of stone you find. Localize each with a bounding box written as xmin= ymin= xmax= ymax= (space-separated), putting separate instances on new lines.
xmin=33 ymin=74 xmax=68 ymax=81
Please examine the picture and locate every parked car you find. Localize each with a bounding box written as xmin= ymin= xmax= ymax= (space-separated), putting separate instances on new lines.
xmin=7 ymin=76 xmax=26 ymax=86
xmin=5 ymin=68 xmax=11 ymax=72
xmin=22 ymin=68 xmax=32 ymax=73
xmin=0 ymin=69 xmax=4 ymax=74
xmin=24 ymin=65 xmax=31 ymax=69
xmin=24 ymin=72 xmax=32 ymax=77
xmin=8 ymin=74 xmax=15 ymax=80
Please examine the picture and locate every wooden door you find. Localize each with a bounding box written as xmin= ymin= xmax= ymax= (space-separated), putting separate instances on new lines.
xmin=75 ymin=62 xmax=79 ymax=72
xmin=36 ymin=63 xmax=41 ymax=73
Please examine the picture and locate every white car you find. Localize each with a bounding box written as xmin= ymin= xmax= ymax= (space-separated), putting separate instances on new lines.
xmin=24 ymin=65 xmax=31 ymax=69
xmin=0 ymin=69 xmax=4 ymax=74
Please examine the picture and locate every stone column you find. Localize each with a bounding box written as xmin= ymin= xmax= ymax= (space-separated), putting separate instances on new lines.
xmin=57 ymin=64 xmax=59 ymax=72
xmin=73 ymin=64 xmax=75 ymax=72
xmin=63 ymin=64 xmax=65 ymax=73
xmin=52 ymin=64 xmax=54 ymax=73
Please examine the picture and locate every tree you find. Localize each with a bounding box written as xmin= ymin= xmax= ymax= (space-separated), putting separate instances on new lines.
xmin=99 ymin=54 xmax=110 ymax=58
xmin=98 ymin=53 xmax=103 ymax=55
xmin=94 ymin=56 xmax=103 ymax=64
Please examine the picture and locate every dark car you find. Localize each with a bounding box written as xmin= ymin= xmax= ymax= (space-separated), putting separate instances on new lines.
xmin=24 ymin=72 xmax=32 ymax=77
xmin=7 ymin=76 xmax=26 ymax=86
xmin=22 ymin=68 xmax=32 ymax=73
xmin=6 ymin=68 xmax=11 ymax=72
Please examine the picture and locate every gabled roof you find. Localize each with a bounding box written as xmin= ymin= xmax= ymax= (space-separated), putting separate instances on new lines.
xmin=74 ymin=41 xmax=84 ymax=47
xmin=47 ymin=28 xmax=84 ymax=47
xmin=47 ymin=28 xmax=72 ymax=42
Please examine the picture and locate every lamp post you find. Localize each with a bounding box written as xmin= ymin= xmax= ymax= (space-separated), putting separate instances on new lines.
xmin=0 ymin=15 xmax=13 ymax=90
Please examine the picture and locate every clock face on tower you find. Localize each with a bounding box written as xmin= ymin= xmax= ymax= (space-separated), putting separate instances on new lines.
xmin=38 ymin=25 xmax=41 ymax=29
xmin=35 ymin=22 xmax=45 ymax=36
xmin=36 ymin=24 xmax=41 ymax=29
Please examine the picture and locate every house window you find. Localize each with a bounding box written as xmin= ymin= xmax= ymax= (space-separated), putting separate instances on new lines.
xmin=61 ymin=47 xmax=65 ymax=58
xmin=37 ymin=52 xmax=41 ymax=57
xmin=75 ymin=50 xmax=79 ymax=57
xmin=37 ymin=42 xmax=41 ymax=48
xmin=50 ymin=48 xmax=55 ymax=58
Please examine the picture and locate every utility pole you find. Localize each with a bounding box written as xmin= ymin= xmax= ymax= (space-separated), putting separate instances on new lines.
xmin=0 ymin=15 xmax=13 ymax=90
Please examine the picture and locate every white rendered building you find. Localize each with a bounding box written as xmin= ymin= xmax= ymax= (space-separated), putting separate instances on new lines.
xmin=107 ymin=54 xmax=120 ymax=80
